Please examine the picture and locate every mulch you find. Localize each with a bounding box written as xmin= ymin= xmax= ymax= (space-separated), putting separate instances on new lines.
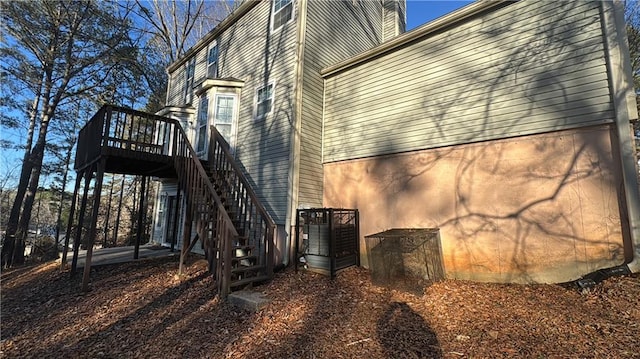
xmin=1 ymin=255 xmax=639 ymax=358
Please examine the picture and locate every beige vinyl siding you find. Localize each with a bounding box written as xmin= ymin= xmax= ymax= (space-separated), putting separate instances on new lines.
xmin=323 ymin=1 xmax=615 ymax=163
xmin=383 ymin=0 xmax=405 ymax=41
xmin=297 ymin=0 xmax=384 ymax=207
xmin=164 ymin=0 xmax=298 ymax=224
xmin=166 ymin=68 xmax=188 ymax=107
xmin=227 ymin=1 xmax=297 ymax=223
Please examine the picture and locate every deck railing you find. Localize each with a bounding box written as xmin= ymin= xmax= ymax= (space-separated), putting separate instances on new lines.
xmin=75 ymin=105 xmax=176 ymax=170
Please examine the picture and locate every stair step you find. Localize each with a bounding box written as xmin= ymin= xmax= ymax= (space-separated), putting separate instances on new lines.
xmin=229 ymin=275 xmax=270 ymax=288
xmin=232 ymin=255 xmax=257 ymax=262
xmin=231 ymin=264 xmax=265 ymax=274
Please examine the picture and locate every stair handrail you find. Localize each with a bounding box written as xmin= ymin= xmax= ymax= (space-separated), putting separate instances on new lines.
xmin=208 ymin=125 xmax=276 ymax=276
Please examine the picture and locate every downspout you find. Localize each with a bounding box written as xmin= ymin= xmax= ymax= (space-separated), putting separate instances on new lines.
xmin=599 ymin=1 xmax=640 ymax=273
xmin=285 ymin=0 xmax=309 ymax=266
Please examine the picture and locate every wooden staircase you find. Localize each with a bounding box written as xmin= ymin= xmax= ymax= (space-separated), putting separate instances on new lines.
xmin=171 ymin=120 xmax=276 ymax=298
xmin=207 ymin=125 xmax=275 ymax=289
xmin=73 ymin=105 xmax=275 ymax=299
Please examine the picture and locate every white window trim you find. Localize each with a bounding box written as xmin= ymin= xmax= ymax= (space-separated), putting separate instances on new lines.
xmin=213 ymin=93 xmax=239 ymax=151
xmin=195 ymin=94 xmax=210 ymax=156
xmin=254 ymin=81 xmax=275 ymax=121
xmin=156 ymin=193 xmax=167 ymax=228
xmin=207 ymin=42 xmax=219 ymax=79
xmin=270 ymin=0 xmax=294 ymax=33
xmin=184 ymin=58 xmax=196 ymax=105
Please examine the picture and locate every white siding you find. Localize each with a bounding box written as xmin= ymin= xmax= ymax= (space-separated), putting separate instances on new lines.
xmin=383 ymin=0 xmax=405 ymax=41
xmin=323 ymin=1 xmax=615 ymax=163
xmin=151 ymin=181 xmax=178 ymax=245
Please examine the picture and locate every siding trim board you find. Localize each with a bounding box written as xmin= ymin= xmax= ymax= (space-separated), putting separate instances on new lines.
xmin=598 ymin=1 xmax=640 ymax=270
xmin=285 ymin=0 xmax=309 ymax=265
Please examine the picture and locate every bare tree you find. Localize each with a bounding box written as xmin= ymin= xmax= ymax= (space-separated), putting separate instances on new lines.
xmin=130 ymin=0 xmax=236 ymax=111
xmin=134 ymin=0 xmax=236 ymax=63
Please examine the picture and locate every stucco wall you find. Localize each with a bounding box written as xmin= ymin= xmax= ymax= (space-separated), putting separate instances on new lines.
xmin=323 ymin=125 xmax=625 ymax=283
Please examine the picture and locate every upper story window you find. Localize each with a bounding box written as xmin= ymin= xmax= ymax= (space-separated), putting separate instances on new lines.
xmin=255 ymin=82 xmax=274 ymax=120
xmin=184 ymin=58 xmax=196 ymax=104
xmin=196 ymin=94 xmax=209 ymax=153
xmin=207 ymin=44 xmax=218 ymax=79
xmin=272 ymin=0 xmax=293 ymax=31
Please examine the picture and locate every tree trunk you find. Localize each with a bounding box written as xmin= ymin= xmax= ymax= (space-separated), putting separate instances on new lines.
xmin=112 ymin=174 xmax=125 ymax=246
xmin=14 ymin=109 xmax=53 ymax=265
xmin=129 ymin=177 xmax=139 ymax=246
xmin=103 ymin=176 xmax=114 ymax=247
xmin=55 ymin=143 xmax=73 ymax=245
xmin=1 ymin=91 xmax=41 ymax=267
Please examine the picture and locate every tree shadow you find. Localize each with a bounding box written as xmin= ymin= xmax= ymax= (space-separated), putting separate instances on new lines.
xmin=377 ymin=301 xmax=442 ymax=359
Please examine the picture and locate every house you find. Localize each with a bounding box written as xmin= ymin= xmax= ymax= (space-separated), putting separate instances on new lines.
xmin=71 ymin=0 xmax=639 ymax=296
xmin=150 ymin=0 xmax=406 ymax=266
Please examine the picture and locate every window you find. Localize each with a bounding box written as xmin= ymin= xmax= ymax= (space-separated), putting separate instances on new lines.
xmin=272 ymin=0 xmax=293 ymax=30
xmin=156 ymin=194 xmax=167 ymax=228
xmin=184 ymin=58 xmax=195 ymax=104
xmin=255 ymin=83 xmax=274 ymax=120
xmin=196 ymin=95 xmax=209 ymax=153
xmin=214 ymin=95 xmax=235 ymax=142
xmin=207 ymin=44 xmax=218 ymax=78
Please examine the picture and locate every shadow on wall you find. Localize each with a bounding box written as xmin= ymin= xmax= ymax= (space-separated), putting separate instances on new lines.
xmin=377 ymin=301 xmax=442 ymax=358
xmin=324 ymin=125 xmax=626 ymax=283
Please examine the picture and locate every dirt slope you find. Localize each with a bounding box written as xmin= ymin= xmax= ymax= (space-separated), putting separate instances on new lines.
xmin=1 ymin=256 xmax=639 ymax=358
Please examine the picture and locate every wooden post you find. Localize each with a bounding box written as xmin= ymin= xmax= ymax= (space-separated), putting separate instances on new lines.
xmin=60 ymin=173 xmax=82 ymax=271
xmin=295 ymin=209 xmax=300 ymax=273
xmin=329 ymin=209 xmax=336 ymax=279
xmin=134 ymin=176 xmax=146 ymax=260
xmin=170 ymin=186 xmax=180 ymax=252
xmin=82 ymin=158 xmax=106 ymax=292
xmin=70 ymin=168 xmax=93 ymax=277
xmin=179 ymin=205 xmax=193 ymax=274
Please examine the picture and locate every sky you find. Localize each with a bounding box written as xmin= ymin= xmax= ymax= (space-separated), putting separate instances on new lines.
xmin=406 ymin=0 xmax=474 ymax=30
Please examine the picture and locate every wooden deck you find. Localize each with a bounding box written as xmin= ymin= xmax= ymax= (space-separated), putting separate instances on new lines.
xmin=75 ymin=106 xmax=180 ymax=178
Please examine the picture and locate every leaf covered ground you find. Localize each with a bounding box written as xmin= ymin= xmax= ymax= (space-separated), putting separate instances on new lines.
xmin=1 ymin=256 xmax=639 ymax=358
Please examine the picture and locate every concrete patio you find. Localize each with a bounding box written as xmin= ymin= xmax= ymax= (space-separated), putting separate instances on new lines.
xmin=60 ymin=244 xmax=178 ymax=268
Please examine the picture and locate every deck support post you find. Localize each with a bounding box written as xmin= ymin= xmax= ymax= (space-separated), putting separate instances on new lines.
xmin=179 ymin=205 xmax=193 ymax=274
xmin=70 ymin=167 xmax=93 ymax=277
xmin=61 ymin=173 xmax=82 ymax=271
xmin=170 ymin=186 xmax=180 ymax=252
xmin=134 ymin=176 xmax=147 ymax=260
xmin=82 ymin=157 xmax=106 ymax=292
